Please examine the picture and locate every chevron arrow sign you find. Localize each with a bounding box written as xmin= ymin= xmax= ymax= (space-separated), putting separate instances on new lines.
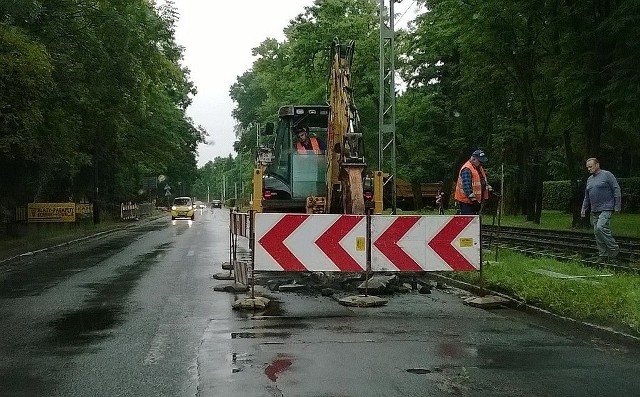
xmin=254 ymin=214 xmax=480 ymax=272
xmin=371 ymin=215 xmax=479 ymax=271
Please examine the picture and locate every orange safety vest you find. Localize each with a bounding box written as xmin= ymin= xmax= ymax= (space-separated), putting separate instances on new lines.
xmin=296 ymin=137 xmax=321 ymax=154
xmin=454 ymin=161 xmax=489 ymax=204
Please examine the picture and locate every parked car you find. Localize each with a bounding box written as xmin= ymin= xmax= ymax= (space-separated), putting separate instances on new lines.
xmin=171 ymin=197 xmax=195 ymax=220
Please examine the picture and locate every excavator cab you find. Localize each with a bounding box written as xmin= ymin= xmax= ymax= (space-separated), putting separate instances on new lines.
xmin=262 ymin=105 xmax=330 ymax=213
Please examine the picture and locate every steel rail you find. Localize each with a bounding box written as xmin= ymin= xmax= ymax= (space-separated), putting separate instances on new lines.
xmin=482 ymin=225 xmax=640 ymax=273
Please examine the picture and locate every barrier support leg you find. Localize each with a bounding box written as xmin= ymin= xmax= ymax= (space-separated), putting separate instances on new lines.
xmin=249 ymin=209 xmax=255 ymax=299
xmin=337 ymin=207 xmax=388 ymax=307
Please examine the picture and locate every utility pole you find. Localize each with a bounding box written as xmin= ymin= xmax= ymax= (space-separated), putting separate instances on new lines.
xmin=239 ymin=150 xmax=244 ymax=201
xmin=222 ymin=174 xmax=226 ymax=203
xmin=256 ymin=123 xmax=260 ymax=148
xmin=379 ymin=0 xmax=398 ymax=214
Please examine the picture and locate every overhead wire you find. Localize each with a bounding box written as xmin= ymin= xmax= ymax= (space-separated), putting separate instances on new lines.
xmin=394 ymin=0 xmax=417 ymax=26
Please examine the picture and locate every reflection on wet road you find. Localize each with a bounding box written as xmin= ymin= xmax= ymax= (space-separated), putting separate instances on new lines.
xmin=197 ymin=287 xmax=640 ymax=397
xmin=49 ymin=243 xmax=172 ymax=351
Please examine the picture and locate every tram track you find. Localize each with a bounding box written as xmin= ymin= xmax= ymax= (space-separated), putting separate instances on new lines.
xmin=482 ymin=224 xmax=640 ymax=273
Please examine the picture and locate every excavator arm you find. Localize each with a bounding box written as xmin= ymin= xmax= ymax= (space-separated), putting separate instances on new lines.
xmin=326 ymin=39 xmax=366 ymax=214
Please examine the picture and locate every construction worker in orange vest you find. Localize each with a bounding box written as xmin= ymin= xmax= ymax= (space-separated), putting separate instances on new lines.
xmin=295 ymin=126 xmax=326 ymax=154
xmin=454 ymin=149 xmax=492 ymax=215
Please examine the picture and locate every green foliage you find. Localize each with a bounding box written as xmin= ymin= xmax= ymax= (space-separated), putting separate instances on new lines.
xmin=0 ymin=0 xmax=202 ymax=208
xmin=222 ymin=0 xmax=640 ymax=216
xmin=619 ymin=177 xmax=640 ymax=212
xmin=192 ymin=155 xmax=245 ymax=204
xmin=0 ymin=22 xmax=53 ymax=159
xmin=493 ymin=210 xmax=640 ymax=238
xmin=542 ymin=178 xmax=640 ymax=212
xmin=229 ymin=0 xmax=381 ymax=144
xmin=542 ymin=181 xmax=572 ymax=211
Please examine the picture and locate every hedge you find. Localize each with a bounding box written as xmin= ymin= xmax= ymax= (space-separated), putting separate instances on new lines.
xmin=543 ymin=177 xmax=640 ymax=212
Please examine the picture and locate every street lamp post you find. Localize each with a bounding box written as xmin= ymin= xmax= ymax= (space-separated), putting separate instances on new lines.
xmin=239 ymin=150 xmax=245 ymax=202
xmin=222 ymin=175 xmax=226 ymax=203
xmin=256 ymin=123 xmax=260 ymax=148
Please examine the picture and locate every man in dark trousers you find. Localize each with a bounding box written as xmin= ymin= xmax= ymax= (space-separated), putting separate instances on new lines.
xmin=581 ymin=157 xmax=621 ymax=262
xmin=454 ymin=149 xmax=492 ymax=215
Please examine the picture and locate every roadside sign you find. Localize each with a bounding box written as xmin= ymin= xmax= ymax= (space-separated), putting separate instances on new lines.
xmin=28 ymin=203 xmax=76 ymax=223
xmin=142 ymin=177 xmax=157 ymax=190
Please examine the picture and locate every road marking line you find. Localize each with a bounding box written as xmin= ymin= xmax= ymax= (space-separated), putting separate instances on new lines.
xmin=144 ymin=332 xmax=168 ymax=365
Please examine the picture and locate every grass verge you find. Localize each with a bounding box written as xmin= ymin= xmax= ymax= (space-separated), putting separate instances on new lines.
xmin=0 ymin=220 xmax=123 ymax=262
xmin=404 ymin=208 xmax=640 ymax=238
xmin=493 ymin=210 xmax=640 ymax=238
xmin=450 ymin=248 xmax=640 ymax=337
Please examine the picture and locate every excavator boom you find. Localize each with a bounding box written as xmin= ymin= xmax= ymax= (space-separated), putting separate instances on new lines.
xmin=326 ymin=39 xmax=366 ymax=214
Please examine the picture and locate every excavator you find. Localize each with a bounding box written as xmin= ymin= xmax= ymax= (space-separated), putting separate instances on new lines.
xmin=252 ymin=39 xmax=379 ymax=215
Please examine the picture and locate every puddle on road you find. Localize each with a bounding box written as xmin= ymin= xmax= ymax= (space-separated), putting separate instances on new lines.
xmin=477 ymin=346 xmax=557 ymax=370
xmin=171 ymin=221 xmax=193 ymax=235
xmin=47 ymin=243 xmax=172 ymax=353
xmin=134 ymin=223 xmax=167 ymax=233
xmin=406 ymin=364 xmax=459 ymax=374
xmin=0 ymin=364 xmax=51 ymax=395
xmin=49 ymin=306 xmax=121 ymax=347
xmin=438 ymin=342 xmax=478 ymax=359
xmin=231 ymin=331 xmax=292 ymax=339
xmin=256 ymin=322 xmax=308 ymax=330
xmin=264 ymin=355 xmax=293 ymax=382
xmin=407 ymin=367 xmax=443 ymax=374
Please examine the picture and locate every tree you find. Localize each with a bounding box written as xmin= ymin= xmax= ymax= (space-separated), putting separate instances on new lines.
xmin=0 ymin=0 xmax=203 ymax=214
xmin=230 ymin=0 xmax=381 ymax=150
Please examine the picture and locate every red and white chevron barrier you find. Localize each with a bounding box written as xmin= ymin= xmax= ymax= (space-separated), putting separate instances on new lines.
xmin=254 ymin=214 xmax=480 ymax=272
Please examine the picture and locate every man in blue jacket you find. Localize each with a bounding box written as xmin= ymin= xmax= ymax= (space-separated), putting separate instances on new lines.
xmin=581 ymin=157 xmax=621 ymax=262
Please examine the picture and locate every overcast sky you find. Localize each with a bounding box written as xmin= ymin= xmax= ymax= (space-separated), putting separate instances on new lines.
xmin=169 ymin=0 xmax=420 ymax=168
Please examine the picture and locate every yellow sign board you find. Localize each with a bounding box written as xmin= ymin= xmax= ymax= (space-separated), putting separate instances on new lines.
xmin=355 ymin=237 xmax=366 ymax=251
xmin=75 ymin=203 xmax=93 ymax=215
xmin=28 ymin=203 xmax=76 ymax=223
xmin=459 ymin=237 xmax=474 ymax=248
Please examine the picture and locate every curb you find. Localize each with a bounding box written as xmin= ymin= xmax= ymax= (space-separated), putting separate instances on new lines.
xmin=420 ymin=273 xmax=640 ymax=346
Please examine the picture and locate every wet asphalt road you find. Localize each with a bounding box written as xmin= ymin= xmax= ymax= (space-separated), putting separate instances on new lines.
xmin=0 ymin=208 xmax=639 ymax=396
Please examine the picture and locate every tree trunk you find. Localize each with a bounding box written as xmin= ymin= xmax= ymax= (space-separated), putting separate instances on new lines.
xmin=411 ymin=181 xmax=423 ymax=210
xmin=533 ymin=162 xmax=543 ymax=224
xmin=583 ymin=99 xmax=605 ymax=157
xmin=562 ymin=129 xmax=590 ymax=228
xmin=525 ymin=160 xmax=542 ymax=224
